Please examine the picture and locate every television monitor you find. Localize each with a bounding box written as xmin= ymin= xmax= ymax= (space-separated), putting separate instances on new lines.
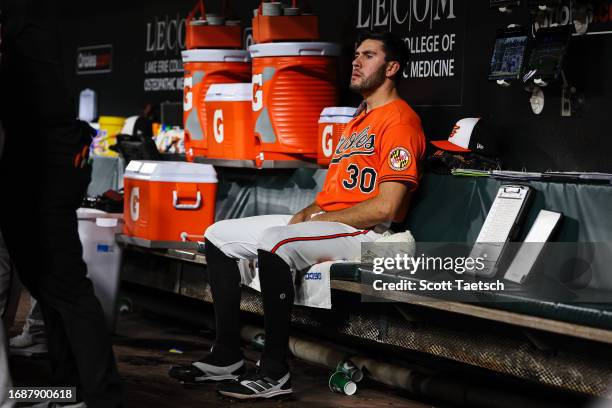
xmin=488 ymin=26 xmax=529 ymax=81
xmin=523 ymin=25 xmax=571 ymax=82
xmin=490 ymin=0 xmax=521 ymax=8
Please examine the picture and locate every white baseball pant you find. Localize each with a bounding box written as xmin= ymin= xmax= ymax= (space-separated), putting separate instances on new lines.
xmin=204 ymin=215 xmax=382 ymax=271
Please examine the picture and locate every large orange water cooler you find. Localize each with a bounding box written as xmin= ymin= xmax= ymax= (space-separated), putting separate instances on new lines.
xmin=123 ymin=160 xmax=218 ymax=243
xmin=317 ymin=107 xmax=357 ymax=167
xmin=249 ymin=42 xmax=341 ymax=162
xmin=182 ymin=49 xmax=251 ymax=161
xmin=205 ymin=83 xmax=260 ymax=164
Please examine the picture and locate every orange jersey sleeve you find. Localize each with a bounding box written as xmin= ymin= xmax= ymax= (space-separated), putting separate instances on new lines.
xmin=377 ymin=122 xmax=426 ymax=189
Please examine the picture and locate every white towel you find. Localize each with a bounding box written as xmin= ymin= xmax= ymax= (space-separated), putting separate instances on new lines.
xmin=237 ymin=230 xmax=416 ymax=310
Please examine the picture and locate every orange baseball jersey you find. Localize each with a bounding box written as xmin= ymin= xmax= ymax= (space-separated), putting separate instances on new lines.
xmin=315 ymin=99 xmax=426 ymax=212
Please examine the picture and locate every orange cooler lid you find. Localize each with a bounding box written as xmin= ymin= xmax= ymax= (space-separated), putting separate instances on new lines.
xmin=248 ymin=42 xmax=341 ymax=58
xmin=181 ymin=49 xmax=251 ymax=63
xmin=205 ymin=83 xmax=252 ymax=102
xmin=124 ymin=160 xmax=218 ymax=183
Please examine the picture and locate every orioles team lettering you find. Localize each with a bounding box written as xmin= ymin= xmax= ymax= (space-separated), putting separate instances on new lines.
xmin=331 ymin=126 xmax=376 ymax=165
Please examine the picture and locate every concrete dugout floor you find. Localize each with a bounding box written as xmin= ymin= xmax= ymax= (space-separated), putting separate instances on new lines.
xmin=9 ymin=294 xmax=433 ymax=408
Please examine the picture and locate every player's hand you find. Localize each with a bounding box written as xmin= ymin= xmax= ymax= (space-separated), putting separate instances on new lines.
xmin=288 ymin=212 xmax=305 ymax=225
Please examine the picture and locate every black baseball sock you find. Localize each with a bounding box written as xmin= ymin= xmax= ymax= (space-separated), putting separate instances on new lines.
xmin=257 ymin=249 xmax=295 ymax=378
xmin=204 ymin=238 xmax=243 ymax=363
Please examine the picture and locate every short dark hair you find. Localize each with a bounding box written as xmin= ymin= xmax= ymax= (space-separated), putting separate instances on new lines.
xmin=355 ymin=30 xmax=410 ymax=81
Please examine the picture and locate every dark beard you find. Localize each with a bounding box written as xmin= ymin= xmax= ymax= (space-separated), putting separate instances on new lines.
xmin=349 ymin=64 xmax=387 ymax=94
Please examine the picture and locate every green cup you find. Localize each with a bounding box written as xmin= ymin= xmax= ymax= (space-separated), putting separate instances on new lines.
xmin=329 ymin=371 xmax=357 ymax=395
xmin=336 ymin=359 xmax=364 ymax=383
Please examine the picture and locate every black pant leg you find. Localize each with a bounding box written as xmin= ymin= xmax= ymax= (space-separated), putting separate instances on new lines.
xmin=0 ymin=3 xmax=124 ymax=406
xmin=39 ymin=155 xmax=122 ymax=407
xmin=37 ymin=298 xmax=81 ymax=390
xmin=204 ymin=239 xmax=243 ymax=360
xmin=0 ymin=129 xmax=124 ymax=407
xmin=257 ymin=250 xmax=294 ymax=376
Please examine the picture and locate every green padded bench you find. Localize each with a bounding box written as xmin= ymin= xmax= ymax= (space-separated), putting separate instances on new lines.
xmin=330 ymin=174 xmax=612 ymax=333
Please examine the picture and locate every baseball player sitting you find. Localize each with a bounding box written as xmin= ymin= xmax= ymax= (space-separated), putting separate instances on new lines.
xmin=169 ymin=30 xmax=426 ymax=400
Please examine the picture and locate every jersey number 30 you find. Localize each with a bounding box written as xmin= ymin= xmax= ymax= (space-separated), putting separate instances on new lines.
xmin=342 ymin=164 xmax=377 ymax=193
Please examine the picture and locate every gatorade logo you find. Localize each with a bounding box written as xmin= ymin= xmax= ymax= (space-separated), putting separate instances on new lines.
xmin=183 ymin=76 xmax=193 ymax=111
xmin=252 ymin=74 xmax=263 ymax=112
xmin=130 ymin=187 xmax=140 ymax=222
xmin=322 ymin=125 xmax=334 ymax=157
xmin=213 ymin=109 xmax=224 ymax=143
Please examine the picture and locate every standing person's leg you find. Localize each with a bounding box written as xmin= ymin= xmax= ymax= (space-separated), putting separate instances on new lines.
xmin=36 ymin=129 xmax=122 ymax=406
xmin=10 ymin=296 xmax=47 ymax=351
xmin=0 ymin=2 xmax=123 ymax=406
xmin=0 ymin=324 xmax=16 ymax=408
xmin=1 ymin=102 xmax=17 ymax=402
xmin=0 ymin=231 xmax=16 ymax=408
xmin=0 ymin=96 xmax=15 ymax=408
xmin=0 ymin=128 xmax=123 ymax=407
xmin=25 ymin=297 xmax=45 ymax=346
xmin=0 ymin=231 xmax=12 ymax=319
xmin=169 ymin=215 xmax=291 ymax=383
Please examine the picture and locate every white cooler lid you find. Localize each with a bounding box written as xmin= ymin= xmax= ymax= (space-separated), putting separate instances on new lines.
xmin=205 ymin=83 xmax=252 ymax=102
xmin=320 ymin=107 xmax=357 ymax=117
xmin=319 ymin=116 xmax=354 ymax=124
xmin=319 ymin=106 xmax=357 ymax=124
xmin=249 ymin=42 xmax=341 ymax=58
xmin=182 ymin=49 xmax=251 ymax=63
xmin=77 ymin=208 xmax=124 ymax=220
xmin=124 ymin=160 xmax=218 ymax=183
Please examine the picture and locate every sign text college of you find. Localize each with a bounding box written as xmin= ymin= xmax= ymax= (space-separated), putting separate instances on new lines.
xmin=356 ymin=0 xmax=465 ymax=106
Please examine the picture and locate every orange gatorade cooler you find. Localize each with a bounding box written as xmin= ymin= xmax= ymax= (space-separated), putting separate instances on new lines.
xmin=184 ymin=0 xmax=242 ymax=49
xmin=182 ymin=49 xmax=251 ymax=162
xmin=204 ymin=83 xmax=259 ymax=164
xmin=252 ymin=15 xmax=319 ymax=44
xmin=123 ymin=160 xmax=217 ymax=243
xmin=186 ymin=20 xmax=242 ymax=50
xmin=317 ymin=107 xmax=357 ymax=167
xmin=249 ymin=42 xmax=340 ymax=162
